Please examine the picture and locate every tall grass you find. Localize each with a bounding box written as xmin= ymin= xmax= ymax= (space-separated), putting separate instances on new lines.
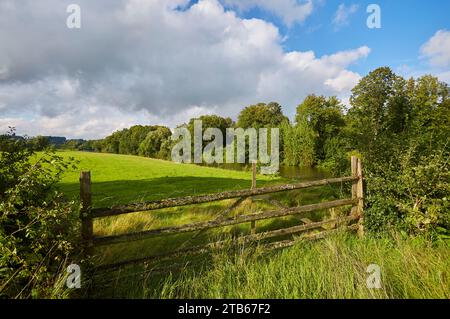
xmin=134 ymin=233 xmax=449 ymax=299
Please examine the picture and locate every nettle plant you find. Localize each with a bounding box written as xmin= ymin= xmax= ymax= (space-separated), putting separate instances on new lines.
xmin=0 ymin=128 xmax=80 ymax=298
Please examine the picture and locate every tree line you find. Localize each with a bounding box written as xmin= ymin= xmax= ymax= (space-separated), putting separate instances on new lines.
xmin=57 ymin=68 xmax=448 ymax=169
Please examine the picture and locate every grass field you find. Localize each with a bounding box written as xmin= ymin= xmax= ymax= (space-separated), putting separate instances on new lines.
xmin=52 ymin=151 xmax=449 ymax=299
xmin=56 ymin=151 xmax=281 ymax=208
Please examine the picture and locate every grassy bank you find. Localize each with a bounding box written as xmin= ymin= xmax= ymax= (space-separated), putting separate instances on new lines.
xmin=133 ymin=232 xmax=448 ymax=299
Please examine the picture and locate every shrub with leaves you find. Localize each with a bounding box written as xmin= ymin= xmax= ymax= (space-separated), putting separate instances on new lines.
xmin=364 ymin=147 xmax=450 ymax=239
xmin=398 ymin=148 xmax=449 ymax=236
xmin=0 ymin=128 xmax=80 ymax=298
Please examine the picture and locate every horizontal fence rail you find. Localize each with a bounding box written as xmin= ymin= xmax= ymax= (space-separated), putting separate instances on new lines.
xmin=93 ymin=198 xmax=357 ymax=246
xmin=80 ymin=157 xmax=365 ymax=272
xmin=95 ymin=219 xmax=360 ymax=272
xmin=91 ymin=175 xmax=358 ymax=218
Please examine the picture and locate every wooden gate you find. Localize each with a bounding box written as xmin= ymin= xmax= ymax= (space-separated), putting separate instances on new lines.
xmin=79 ymin=156 xmax=364 ymax=272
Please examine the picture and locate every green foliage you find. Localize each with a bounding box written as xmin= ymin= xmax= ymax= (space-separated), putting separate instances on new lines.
xmin=235 ymin=102 xmax=287 ymax=163
xmin=187 ymin=115 xmax=234 ymax=134
xmin=101 ymin=125 xmax=172 ymax=160
xmin=281 ymin=119 xmax=315 ymax=167
xmin=61 ymin=139 xmax=86 ymax=151
xmin=319 ymin=136 xmax=352 ymax=176
xmin=0 ymin=129 xmax=79 ymax=298
xmin=346 ymin=67 xmax=450 ymax=236
xmin=185 ymin=114 xmax=234 ymax=149
xmin=103 ymin=130 xmax=121 ymax=154
xmin=118 ymin=125 xmax=153 ymax=155
xmin=398 ymin=149 xmax=450 ymax=235
xmin=158 ymin=138 xmax=175 ymax=161
xmin=347 ymin=67 xmax=402 ymax=165
xmin=138 ymin=126 xmax=172 ymax=158
xmin=364 ymin=148 xmax=450 ymax=237
xmin=295 ymin=95 xmax=345 ymax=163
xmin=28 ymin=136 xmax=50 ymax=151
xmin=237 ymin=102 xmax=287 ymax=129
xmin=75 ymin=139 xmax=103 ymax=152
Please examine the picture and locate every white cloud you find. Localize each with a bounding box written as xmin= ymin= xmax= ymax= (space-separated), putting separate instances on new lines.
xmin=333 ymin=3 xmax=359 ymax=30
xmin=421 ymin=29 xmax=450 ymax=67
xmin=0 ymin=0 xmax=370 ymax=139
xmin=222 ymin=0 xmax=313 ymax=27
xmin=325 ymin=70 xmax=362 ymax=92
xmin=396 ymin=65 xmax=450 ymax=87
xmin=1 ymin=107 xmax=155 ymax=139
xmin=322 ymin=46 xmax=370 ymax=67
xmin=396 ymin=29 xmax=450 ymax=86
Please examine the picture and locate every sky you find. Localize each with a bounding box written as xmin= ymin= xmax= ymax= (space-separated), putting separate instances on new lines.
xmin=0 ymin=0 xmax=449 ymax=139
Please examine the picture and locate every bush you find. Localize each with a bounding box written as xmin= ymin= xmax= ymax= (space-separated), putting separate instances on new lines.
xmin=0 ymin=129 xmax=80 ymax=298
xmin=364 ymin=147 xmax=450 ymax=238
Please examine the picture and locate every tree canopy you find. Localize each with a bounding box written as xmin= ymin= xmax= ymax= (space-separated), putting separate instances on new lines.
xmin=237 ymin=102 xmax=288 ymax=129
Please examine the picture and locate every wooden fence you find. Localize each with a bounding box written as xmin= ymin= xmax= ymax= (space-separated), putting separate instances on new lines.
xmin=80 ymin=156 xmax=364 ymax=271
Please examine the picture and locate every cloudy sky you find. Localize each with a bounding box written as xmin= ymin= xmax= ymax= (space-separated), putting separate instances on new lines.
xmin=0 ymin=0 xmax=449 ymax=139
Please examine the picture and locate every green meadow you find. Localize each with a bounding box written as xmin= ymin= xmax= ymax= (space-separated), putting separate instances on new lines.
xmin=54 ymin=151 xmax=449 ymax=299
xmin=57 ymin=150 xmax=280 ymax=208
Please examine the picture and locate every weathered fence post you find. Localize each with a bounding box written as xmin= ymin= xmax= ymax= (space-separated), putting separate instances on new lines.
xmin=250 ymin=161 xmax=257 ymax=235
xmin=251 ymin=161 xmax=257 ymax=189
xmin=351 ymin=156 xmax=364 ymax=237
xmin=351 ymin=156 xmax=358 ymax=216
xmin=356 ymin=158 xmax=364 ymax=237
xmin=80 ymin=171 xmax=93 ymax=254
